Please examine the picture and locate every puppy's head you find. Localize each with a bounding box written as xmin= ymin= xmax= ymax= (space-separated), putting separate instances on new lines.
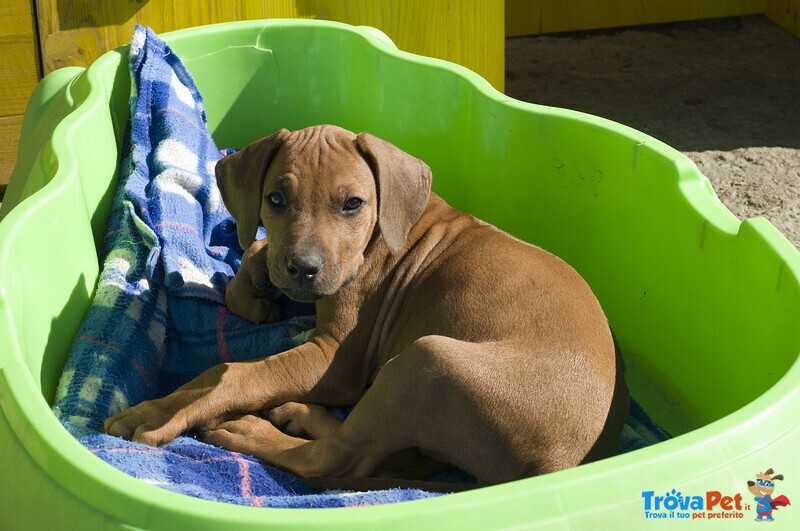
xmin=215 ymin=125 xmax=431 ymax=302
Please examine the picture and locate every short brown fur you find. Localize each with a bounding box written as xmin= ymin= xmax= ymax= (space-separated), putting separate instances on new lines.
xmin=105 ymin=125 xmax=629 ymax=487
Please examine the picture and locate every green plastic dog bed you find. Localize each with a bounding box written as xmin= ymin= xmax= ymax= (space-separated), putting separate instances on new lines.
xmin=1 ymin=19 xmax=798 ymax=530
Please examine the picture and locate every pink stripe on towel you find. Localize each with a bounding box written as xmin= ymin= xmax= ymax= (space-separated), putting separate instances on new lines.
xmin=234 ymin=452 xmax=263 ymax=507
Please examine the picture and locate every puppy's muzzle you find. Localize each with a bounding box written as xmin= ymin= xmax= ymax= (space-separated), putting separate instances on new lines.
xmin=286 ymin=252 xmax=324 ymax=283
xmin=276 ymin=251 xmax=328 ymax=302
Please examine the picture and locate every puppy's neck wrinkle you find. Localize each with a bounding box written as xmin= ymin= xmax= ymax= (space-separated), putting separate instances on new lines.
xmin=360 ymin=194 xmax=468 ymax=379
xmin=310 ymin=194 xmax=466 ymax=388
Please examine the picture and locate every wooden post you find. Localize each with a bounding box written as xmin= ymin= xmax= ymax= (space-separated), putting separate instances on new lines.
xmin=766 ymin=0 xmax=800 ymax=37
xmin=0 ymin=0 xmax=40 ymax=192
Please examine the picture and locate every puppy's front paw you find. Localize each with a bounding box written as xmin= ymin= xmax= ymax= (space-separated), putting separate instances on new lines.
xmin=104 ymin=397 xmax=188 ymax=446
xmin=105 ymin=363 xmax=235 ymax=446
xmin=201 ymin=414 xmax=295 ymax=460
xmin=227 ymin=238 xmax=282 ymax=323
xmin=225 ymin=282 xmax=282 ymax=323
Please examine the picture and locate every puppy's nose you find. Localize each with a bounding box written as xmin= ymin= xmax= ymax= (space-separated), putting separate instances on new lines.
xmin=287 ymin=253 xmax=324 ymax=280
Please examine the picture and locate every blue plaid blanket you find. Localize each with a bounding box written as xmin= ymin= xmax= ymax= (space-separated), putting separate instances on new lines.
xmin=53 ymin=26 xmax=668 ymax=508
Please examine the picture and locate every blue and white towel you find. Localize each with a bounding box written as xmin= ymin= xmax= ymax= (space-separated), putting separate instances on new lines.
xmin=52 ymin=26 xmax=668 ymax=508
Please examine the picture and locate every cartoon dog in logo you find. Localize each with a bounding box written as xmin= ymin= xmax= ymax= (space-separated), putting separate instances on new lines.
xmin=747 ymin=468 xmax=791 ymax=522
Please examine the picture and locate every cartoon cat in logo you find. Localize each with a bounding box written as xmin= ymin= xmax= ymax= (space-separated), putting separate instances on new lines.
xmin=747 ymin=468 xmax=791 ymax=522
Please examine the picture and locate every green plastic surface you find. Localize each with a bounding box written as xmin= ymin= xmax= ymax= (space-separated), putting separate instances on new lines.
xmin=1 ymin=19 xmax=798 ymax=530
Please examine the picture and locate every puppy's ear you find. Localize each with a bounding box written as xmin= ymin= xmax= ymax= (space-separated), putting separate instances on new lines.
xmin=216 ymin=129 xmax=290 ymax=250
xmin=355 ymin=133 xmax=431 ymax=255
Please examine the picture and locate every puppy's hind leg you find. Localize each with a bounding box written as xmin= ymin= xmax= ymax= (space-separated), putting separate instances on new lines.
xmin=205 ymin=336 xmax=503 ymax=482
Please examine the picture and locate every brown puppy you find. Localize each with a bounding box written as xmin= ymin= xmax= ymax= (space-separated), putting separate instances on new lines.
xmin=105 ymin=125 xmax=628 ymax=486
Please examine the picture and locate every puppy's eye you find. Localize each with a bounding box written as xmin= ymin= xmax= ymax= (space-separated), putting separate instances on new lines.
xmin=267 ymin=192 xmax=286 ymax=208
xmin=342 ymin=197 xmax=364 ymax=213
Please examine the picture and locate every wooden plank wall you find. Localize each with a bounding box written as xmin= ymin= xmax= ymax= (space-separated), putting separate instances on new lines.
xmin=506 ymin=0 xmax=766 ymax=36
xmin=766 ymin=0 xmax=800 ymax=35
xmin=505 ymin=0 xmax=800 ymax=37
xmin=35 ymin=0 xmax=505 ymax=88
xmin=0 ymin=0 xmax=40 ymax=193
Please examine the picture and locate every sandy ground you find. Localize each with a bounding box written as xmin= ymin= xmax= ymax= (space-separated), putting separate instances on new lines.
xmin=506 ymin=15 xmax=800 ymax=248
